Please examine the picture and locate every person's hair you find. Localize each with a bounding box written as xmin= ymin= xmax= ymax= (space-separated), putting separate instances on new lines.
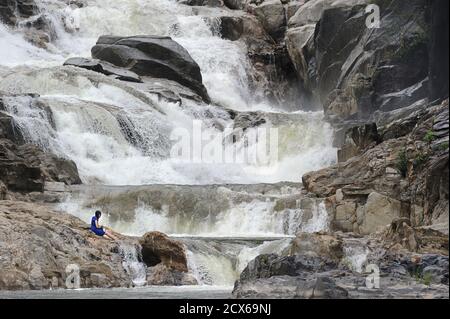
xmin=95 ymin=210 xmax=102 ymax=219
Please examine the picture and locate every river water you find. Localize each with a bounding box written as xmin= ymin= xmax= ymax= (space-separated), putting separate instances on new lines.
xmin=0 ymin=0 xmax=337 ymax=297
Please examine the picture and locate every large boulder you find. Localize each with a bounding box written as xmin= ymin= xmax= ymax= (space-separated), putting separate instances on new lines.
xmin=139 ymin=231 xmax=188 ymax=273
xmin=91 ymin=36 xmax=210 ymax=103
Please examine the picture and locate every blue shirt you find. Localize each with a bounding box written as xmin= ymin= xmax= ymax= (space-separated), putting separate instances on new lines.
xmin=91 ymin=216 xmax=101 ymax=231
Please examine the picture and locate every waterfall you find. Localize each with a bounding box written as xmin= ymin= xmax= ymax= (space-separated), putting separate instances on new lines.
xmin=119 ymin=242 xmax=147 ymax=287
xmin=2 ymin=0 xmax=337 ymax=287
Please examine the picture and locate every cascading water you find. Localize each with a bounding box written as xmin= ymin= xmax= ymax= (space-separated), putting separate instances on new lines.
xmin=1 ymin=0 xmax=337 ymax=288
xmin=119 ymin=243 xmax=147 ymax=287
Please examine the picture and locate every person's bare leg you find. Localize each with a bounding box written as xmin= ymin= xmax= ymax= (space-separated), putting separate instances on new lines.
xmin=103 ymin=233 xmax=114 ymax=240
xmin=105 ymin=230 xmax=118 ymax=241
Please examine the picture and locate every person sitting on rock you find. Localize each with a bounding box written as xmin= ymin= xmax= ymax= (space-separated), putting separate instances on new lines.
xmin=90 ymin=210 xmax=118 ymax=241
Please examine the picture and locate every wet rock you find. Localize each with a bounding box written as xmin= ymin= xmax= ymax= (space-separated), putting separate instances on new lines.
xmin=0 ymin=137 xmax=81 ymax=193
xmin=219 ymin=16 xmax=244 ymax=41
xmin=64 ymin=57 xmax=143 ymax=83
xmin=179 ymin=0 xmax=224 ymax=6
xmin=91 ymin=35 xmax=211 ymax=103
xmin=146 ymin=264 xmax=198 ymax=286
xmin=139 ymin=231 xmax=188 ymax=272
xmin=0 ymin=0 xmax=37 ymax=25
xmin=223 ymin=0 xmax=247 ymax=10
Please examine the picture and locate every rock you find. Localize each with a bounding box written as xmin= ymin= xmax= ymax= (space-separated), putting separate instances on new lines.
xmin=334 ymin=201 xmax=357 ymax=232
xmin=316 ymin=0 xmax=430 ymax=122
xmin=360 ymin=192 xmax=402 ymax=235
xmin=422 ymin=265 xmax=447 ymax=285
xmin=252 ymin=0 xmax=286 ymax=41
xmin=223 ymin=0 xmax=247 ymax=10
xmin=382 ymin=219 xmax=449 ymax=255
xmin=0 ymin=138 xmax=82 ymax=193
xmin=337 ymin=123 xmax=381 ymax=162
xmin=0 ymin=201 xmax=131 ymax=289
xmin=428 ymin=0 xmax=449 ymax=102
xmin=303 ymin=101 xmax=449 ymax=234
xmin=91 ymin=35 xmax=211 ymax=103
xmin=285 ymin=232 xmax=344 ymax=263
xmin=285 ymin=24 xmax=316 ymax=94
xmin=64 ymin=57 xmax=143 ymax=83
xmin=298 ymin=277 xmax=349 ymax=299
xmin=179 ymin=0 xmax=224 ymax=6
xmin=139 ymin=231 xmax=188 ymax=272
xmin=146 ymin=264 xmax=198 ymax=286
xmin=288 ymin=0 xmax=369 ymax=28
xmin=239 ymin=254 xmax=337 ymax=283
xmin=0 ymin=0 xmax=37 ymax=25
xmin=0 ymin=201 xmax=196 ymax=290
xmin=0 ymin=111 xmax=24 ymax=143
xmin=219 ymin=16 xmax=244 ymax=41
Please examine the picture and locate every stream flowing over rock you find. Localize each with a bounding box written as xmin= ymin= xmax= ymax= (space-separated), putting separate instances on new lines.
xmin=0 ymin=0 xmax=448 ymax=299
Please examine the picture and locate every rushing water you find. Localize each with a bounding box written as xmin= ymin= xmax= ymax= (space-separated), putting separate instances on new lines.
xmin=0 ymin=0 xmax=336 ymax=186
xmin=1 ymin=0 xmax=337 ymax=292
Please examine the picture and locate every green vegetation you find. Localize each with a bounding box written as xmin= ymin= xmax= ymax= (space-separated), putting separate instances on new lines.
xmin=396 ymin=149 xmax=408 ymax=178
xmin=424 ymin=130 xmax=436 ymax=144
xmin=438 ymin=142 xmax=449 ymax=151
xmin=422 ymin=272 xmax=433 ymax=286
xmin=413 ymin=153 xmax=429 ymax=170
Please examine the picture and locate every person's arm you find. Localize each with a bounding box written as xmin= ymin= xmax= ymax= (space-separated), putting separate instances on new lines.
xmin=95 ymin=219 xmax=102 ymax=229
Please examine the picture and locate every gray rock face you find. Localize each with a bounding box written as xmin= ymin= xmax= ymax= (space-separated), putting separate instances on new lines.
xmin=251 ymin=0 xmax=286 ymax=41
xmin=337 ymin=123 xmax=381 ymax=163
xmin=91 ymin=36 xmax=211 ymax=103
xmin=429 ymin=0 xmax=449 ymax=102
xmin=303 ymin=100 xmax=449 ymax=234
xmin=285 ymin=0 xmax=446 ymax=124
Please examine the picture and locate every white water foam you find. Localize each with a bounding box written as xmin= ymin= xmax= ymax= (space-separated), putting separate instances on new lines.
xmin=119 ymin=243 xmax=147 ymax=286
